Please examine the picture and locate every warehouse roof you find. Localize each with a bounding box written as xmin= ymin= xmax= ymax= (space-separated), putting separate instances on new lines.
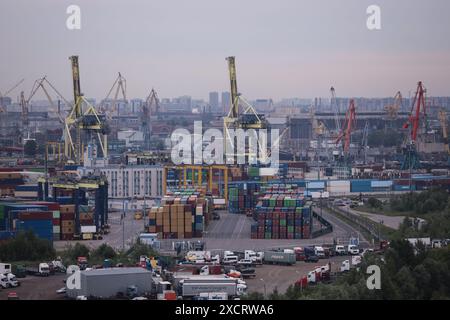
xmin=81 ymin=267 xmax=151 ymax=277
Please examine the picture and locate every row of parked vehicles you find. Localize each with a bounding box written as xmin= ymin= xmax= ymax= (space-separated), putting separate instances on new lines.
xmin=0 ymin=258 xmax=68 ymax=290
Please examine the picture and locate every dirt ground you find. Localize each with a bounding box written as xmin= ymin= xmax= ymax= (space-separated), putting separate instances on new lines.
xmin=245 ymin=256 xmax=348 ymax=295
xmin=0 ymin=274 xmax=66 ymax=300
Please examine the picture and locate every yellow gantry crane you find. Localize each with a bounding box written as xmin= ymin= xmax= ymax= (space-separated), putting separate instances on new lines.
xmin=384 ymin=91 xmax=403 ymax=120
xmin=64 ymin=56 xmax=108 ymax=164
xmin=223 ymin=56 xmax=268 ymax=161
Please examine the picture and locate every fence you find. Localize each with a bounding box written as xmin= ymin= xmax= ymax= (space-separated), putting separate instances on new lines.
xmin=327 ymin=203 xmax=383 ymax=242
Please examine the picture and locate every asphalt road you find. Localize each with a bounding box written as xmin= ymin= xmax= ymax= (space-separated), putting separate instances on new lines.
xmin=169 ymin=208 xmax=371 ymax=252
xmin=316 ymin=207 xmax=369 ymax=246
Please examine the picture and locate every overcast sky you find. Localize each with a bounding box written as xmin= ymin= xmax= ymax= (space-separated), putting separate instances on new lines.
xmin=1 ymin=0 xmax=449 ymax=102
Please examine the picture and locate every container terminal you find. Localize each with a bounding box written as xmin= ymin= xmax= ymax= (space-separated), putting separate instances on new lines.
xmin=1 ymin=55 xmax=450 ymax=300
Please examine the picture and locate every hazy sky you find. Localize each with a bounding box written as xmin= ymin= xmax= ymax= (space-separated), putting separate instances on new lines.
xmin=1 ymin=0 xmax=450 ymax=102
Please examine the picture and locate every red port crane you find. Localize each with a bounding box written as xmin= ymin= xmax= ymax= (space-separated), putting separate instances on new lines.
xmin=335 ymin=99 xmax=356 ymax=154
xmin=402 ymin=81 xmax=427 ymax=143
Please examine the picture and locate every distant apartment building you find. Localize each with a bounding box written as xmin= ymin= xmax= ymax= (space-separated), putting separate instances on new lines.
xmin=161 ymin=96 xmax=192 ymax=113
xmin=209 ymin=92 xmax=219 ymax=111
xmin=253 ymin=99 xmax=273 ymax=112
xmin=130 ymin=99 xmax=143 ymax=114
xmin=221 ymin=91 xmax=231 ymax=113
xmin=79 ymin=164 xmax=164 ymax=199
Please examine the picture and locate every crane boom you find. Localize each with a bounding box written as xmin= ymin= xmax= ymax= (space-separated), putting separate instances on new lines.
xmin=69 ymin=56 xmax=82 ymax=117
xmin=226 ymin=56 xmax=239 ymax=118
xmin=335 ymin=99 xmax=356 ymax=154
xmin=402 ymin=81 xmax=426 ymax=142
xmin=330 ymin=86 xmax=340 ymax=134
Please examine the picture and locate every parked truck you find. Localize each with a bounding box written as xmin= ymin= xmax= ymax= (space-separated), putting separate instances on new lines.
xmin=77 ymin=257 xmax=88 ymax=270
xmin=179 ymin=277 xmax=243 ymax=298
xmin=26 ymin=263 xmax=50 ymax=276
xmin=0 ymin=263 xmax=12 ymax=275
xmin=263 ymin=251 xmax=296 ymax=266
xmin=0 ymin=273 xmax=20 ymax=288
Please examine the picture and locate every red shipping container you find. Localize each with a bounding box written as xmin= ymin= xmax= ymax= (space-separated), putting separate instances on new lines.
xmin=61 ymin=212 xmax=75 ymax=220
xmin=80 ymin=219 xmax=94 ymax=226
xmin=18 ymin=211 xmax=53 ymax=220
xmin=185 ymin=232 xmax=192 ymax=238
xmin=52 ymin=218 xmax=60 ymax=226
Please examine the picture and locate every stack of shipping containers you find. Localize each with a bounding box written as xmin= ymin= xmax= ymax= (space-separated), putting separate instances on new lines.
xmin=251 ymin=184 xmax=312 ymax=239
xmin=146 ymin=189 xmax=212 ymax=239
xmin=60 ymin=204 xmax=75 ymax=240
xmin=228 ymin=182 xmax=260 ymax=213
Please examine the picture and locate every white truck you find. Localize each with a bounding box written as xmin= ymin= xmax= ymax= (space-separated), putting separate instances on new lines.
xmin=0 ymin=263 xmax=12 ymax=275
xmin=244 ymin=250 xmax=263 ymax=264
xmin=347 ymin=244 xmax=359 ymax=255
xmin=0 ymin=273 xmax=20 ymax=288
xmin=26 ymin=263 xmax=50 ymax=277
xmin=314 ymin=246 xmax=325 ymax=258
xmin=335 ymin=245 xmax=346 ymax=256
xmin=340 ymin=260 xmax=350 ymax=272
xmin=180 ymin=277 xmax=244 ymax=298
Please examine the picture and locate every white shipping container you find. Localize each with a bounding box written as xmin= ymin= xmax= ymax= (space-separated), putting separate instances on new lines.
xmin=329 ymin=186 xmax=350 ymax=193
xmin=81 ymin=225 xmax=96 ymax=233
xmin=53 ymin=225 xmax=61 ymax=233
xmin=328 ymin=180 xmax=351 ymax=187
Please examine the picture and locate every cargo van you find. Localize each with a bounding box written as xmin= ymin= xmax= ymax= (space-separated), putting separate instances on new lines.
xmin=335 ymin=245 xmax=346 ymax=255
xmin=223 ymin=256 xmax=238 ymax=264
xmin=314 ymin=246 xmax=325 ymax=258
xmin=347 ymin=245 xmax=359 ymax=255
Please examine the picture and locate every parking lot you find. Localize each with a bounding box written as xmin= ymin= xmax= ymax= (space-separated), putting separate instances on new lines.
xmin=0 ymin=274 xmax=66 ymax=300
xmin=245 ymin=256 xmax=349 ymax=295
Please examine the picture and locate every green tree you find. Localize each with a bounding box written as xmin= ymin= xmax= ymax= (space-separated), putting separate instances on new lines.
xmin=368 ymin=197 xmax=383 ymax=209
xmin=0 ymin=230 xmax=55 ymax=261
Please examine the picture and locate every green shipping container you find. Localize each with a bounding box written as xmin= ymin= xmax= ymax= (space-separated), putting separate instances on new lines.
xmin=265 ymin=233 xmax=272 ymax=239
xmin=288 ymin=226 xmax=294 ymax=233
xmin=280 ymin=219 xmax=286 ymax=226
xmin=52 ymin=211 xmax=60 ymax=219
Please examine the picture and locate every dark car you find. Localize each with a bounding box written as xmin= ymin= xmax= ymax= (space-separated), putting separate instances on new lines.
xmin=213 ymin=214 xmax=220 ymax=220
xmin=305 ymin=255 xmax=319 ymax=263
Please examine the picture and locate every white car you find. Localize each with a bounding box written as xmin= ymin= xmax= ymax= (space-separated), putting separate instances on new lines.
xmin=347 ymin=245 xmax=359 ymax=255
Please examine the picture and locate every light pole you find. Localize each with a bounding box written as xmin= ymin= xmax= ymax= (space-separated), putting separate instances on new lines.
xmin=260 ymin=278 xmax=266 ymax=299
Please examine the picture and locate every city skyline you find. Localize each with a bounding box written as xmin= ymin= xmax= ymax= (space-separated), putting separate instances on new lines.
xmin=1 ymin=0 xmax=450 ymax=102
